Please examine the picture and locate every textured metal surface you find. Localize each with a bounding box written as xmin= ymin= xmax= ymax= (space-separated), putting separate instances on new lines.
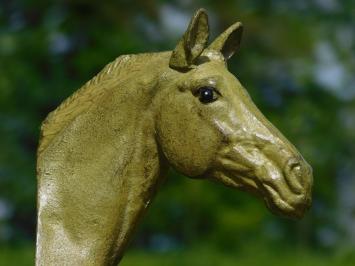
xmin=36 ymin=8 xmax=313 ymax=265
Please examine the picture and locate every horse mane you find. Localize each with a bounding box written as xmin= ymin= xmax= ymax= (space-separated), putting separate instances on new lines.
xmin=38 ymin=52 xmax=166 ymax=154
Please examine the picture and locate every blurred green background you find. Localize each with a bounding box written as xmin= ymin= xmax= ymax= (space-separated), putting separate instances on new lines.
xmin=1 ymin=0 xmax=355 ymax=265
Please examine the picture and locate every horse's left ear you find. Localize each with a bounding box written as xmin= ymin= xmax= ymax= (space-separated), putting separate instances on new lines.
xmin=169 ymin=8 xmax=209 ymax=70
xmin=208 ymin=22 xmax=243 ymax=60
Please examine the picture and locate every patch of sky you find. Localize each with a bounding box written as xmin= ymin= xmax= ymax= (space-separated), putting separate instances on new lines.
xmin=313 ymin=41 xmax=355 ymax=100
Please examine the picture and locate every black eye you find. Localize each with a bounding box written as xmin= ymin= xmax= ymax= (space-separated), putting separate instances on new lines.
xmin=197 ymin=86 xmax=218 ymax=104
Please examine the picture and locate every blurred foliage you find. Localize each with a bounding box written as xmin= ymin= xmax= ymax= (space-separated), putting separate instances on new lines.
xmin=1 ymin=0 xmax=355 ymax=264
xmin=2 ymin=243 xmax=355 ymax=266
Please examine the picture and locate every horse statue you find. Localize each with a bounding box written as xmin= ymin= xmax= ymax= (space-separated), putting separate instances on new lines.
xmin=36 ymin=8 xmax=313 ymax=265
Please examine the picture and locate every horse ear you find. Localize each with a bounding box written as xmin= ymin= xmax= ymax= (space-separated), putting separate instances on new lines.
xmin=208 ymin=22 xmax=243 ymax=60
xmin=169 ymin=8 xmax=209 ymax=70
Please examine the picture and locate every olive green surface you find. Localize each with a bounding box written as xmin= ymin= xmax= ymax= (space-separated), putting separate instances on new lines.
xmin=36 ymin=9 xmax=313 ymax=266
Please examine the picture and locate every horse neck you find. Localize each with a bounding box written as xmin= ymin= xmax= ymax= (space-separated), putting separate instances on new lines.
xmin=36 ymin=53 xmax=170 ymax=265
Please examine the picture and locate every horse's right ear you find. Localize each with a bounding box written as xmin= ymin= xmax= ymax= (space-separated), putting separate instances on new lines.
xmin=169 ymin=9 xmax=209 ymax=70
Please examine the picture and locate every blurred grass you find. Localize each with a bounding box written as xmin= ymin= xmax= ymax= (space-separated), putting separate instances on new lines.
xmin=1 ymin=244 xmax=355 ymax=266
xmin=0 ymin=245 xmax=34 ymax=266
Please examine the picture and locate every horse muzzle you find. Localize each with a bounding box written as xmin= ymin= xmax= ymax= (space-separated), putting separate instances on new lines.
xmin=261 ymin=156 xmax=313 ymax=219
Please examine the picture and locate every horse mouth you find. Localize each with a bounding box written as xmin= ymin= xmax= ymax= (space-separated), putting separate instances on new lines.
xmin=262 ymin=183 xmax=312 ymax=219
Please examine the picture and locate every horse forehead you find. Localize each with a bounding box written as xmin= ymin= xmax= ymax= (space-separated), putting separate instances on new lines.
xmin=191 ymin=61 xmax=229 ymax=78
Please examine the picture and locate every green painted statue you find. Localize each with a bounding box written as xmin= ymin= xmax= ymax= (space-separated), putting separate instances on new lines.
xmin=36 ymin=9 xmax=313 ymax=265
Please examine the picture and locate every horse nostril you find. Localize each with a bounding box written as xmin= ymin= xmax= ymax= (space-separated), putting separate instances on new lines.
xmin=286 ymin=157 xmax=313 ymax=190
xmin=287 ymin=158 xmax=301 ymax=171
xmin=285 ymin=157 xmax=304 ymax=187
xmin=290 ymin=161 xmax=301 ymax=174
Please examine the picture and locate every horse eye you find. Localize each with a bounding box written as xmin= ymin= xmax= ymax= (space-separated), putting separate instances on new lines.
xmin=197 ymin=86 xmax=218 ymax=104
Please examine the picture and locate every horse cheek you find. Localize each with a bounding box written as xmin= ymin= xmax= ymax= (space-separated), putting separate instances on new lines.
xmin=157 ymin=103 xmax=220 ymax=177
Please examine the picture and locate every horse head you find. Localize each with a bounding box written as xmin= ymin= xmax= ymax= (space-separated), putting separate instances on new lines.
xmin=154 ymin=9 xmax=312 ymax=218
